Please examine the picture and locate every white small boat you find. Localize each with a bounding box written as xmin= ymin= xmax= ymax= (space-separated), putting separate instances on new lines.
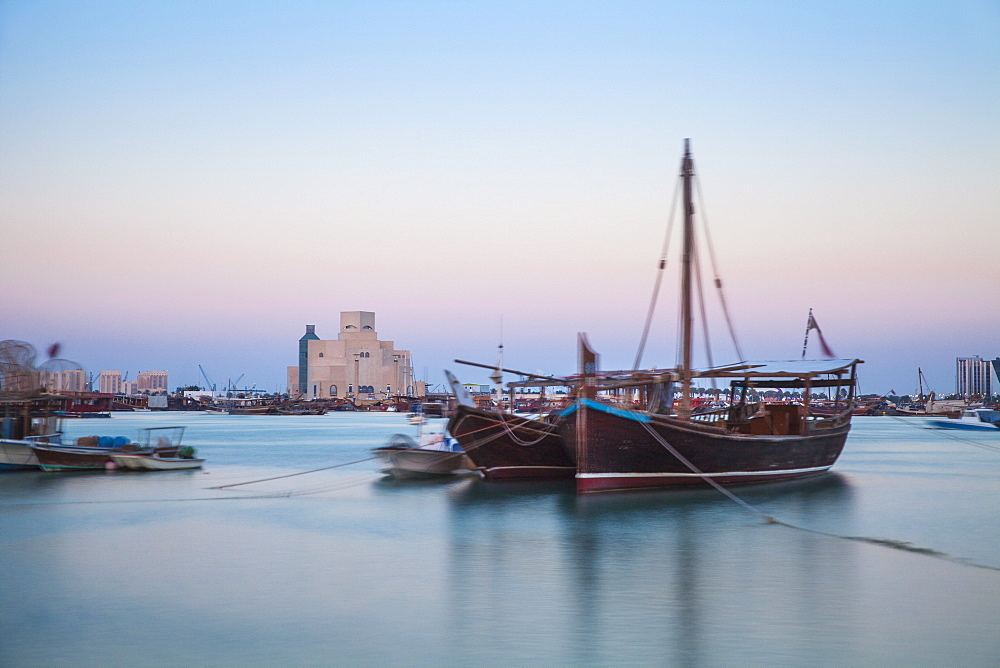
xmin=927 ymin=408 xmax=1000 ymax=431
xmin=110 ymin=453 xmax=205 ymax=470
xmin=109 ymin=426 xmax=205 ymax=471
xmin=0 ymin=438 xmax=41 ymax=470
xmin=373 ymin=427 xmax=471 ymax=479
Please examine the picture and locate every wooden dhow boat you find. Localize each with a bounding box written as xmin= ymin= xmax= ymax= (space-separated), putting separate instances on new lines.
xmin=570 ymin=140 xmax=862 ymax=493
xmin=445 ymin=370 xmax=573 ymax=480
xmin=568 ymin=355 xmax=860 ymax=492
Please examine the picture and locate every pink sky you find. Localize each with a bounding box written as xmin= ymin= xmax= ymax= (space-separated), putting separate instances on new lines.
xmin=2 ymin=1 xmax=997 ymax=394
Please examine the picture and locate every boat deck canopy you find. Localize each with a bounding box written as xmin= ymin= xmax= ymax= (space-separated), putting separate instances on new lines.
xmin=730 ymin=378 xmax=855 ymax=389
xmin=696 ymin=359 xmax=862 ymax=379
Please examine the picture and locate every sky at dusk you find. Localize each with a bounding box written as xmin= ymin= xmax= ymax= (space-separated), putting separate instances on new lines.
xmin=2 ymin=0 xmax=998 ymax=395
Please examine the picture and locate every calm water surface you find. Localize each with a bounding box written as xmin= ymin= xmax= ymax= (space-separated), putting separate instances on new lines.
xmin=1 ymin=413 xmax=998 ymax=666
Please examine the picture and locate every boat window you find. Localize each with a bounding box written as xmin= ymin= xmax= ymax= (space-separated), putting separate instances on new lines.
xmin=363 ymin=325 xmax=372 ymax=330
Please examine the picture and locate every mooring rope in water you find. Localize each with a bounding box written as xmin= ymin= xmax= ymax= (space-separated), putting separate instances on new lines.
xmin=209 ymin=423 xmax=485 ymax=491
xmin=640 ymin=421 xmax=776 ymax=522
xmin=640 ymin=420 xmax=1000 ymax=572
xmin=207 ymin=455 xmax=383 ymax=489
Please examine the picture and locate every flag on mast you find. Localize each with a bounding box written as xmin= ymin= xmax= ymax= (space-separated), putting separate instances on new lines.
xmin=803 ymin=310 xmax=836 ymax=359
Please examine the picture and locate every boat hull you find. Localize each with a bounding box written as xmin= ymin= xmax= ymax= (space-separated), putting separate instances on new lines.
xmin=110 ymin=454 xmax=205 ymax=470
xmin=32 ymin=444 xmax=117 ymax=471
xmin=0 ymin=439 xmax=40 ymax=470
xmin=372 ymin=447 xmax=470 ymax=479
xmin=447 ymin=405 xmax=574 ymax=480
xmin=567 ymin=400 xmax=851 ymax=493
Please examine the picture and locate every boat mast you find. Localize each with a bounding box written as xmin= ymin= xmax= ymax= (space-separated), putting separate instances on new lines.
xmin=678 ymin=139 xmax=695 ymax=419
xmin=490 ymin=316 xmax=504 ymax=408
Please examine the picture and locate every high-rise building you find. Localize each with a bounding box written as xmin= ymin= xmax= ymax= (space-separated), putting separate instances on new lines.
xmin=136 ymin=371 xmax=168 ymax=394
xmin=40 ymin=369 xmax=87 ymax=393
xmin=287 ymin=311 xmax=414 ymax=399
xmin=298 ymin=324 xmax=320 ymax=398
xmin=98 ymin=370 xmax=122 ymax=395
xmin=956 ymin=356 xmax=992 ymax=398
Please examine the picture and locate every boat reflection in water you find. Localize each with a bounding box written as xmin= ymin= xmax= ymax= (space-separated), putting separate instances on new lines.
xmin=443 ymin=474 xmax=860 ymax=664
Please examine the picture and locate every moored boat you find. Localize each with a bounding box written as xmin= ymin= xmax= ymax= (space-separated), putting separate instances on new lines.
xmin=447 ymin=404 xmax=573 ymax=479
xmin=373 ymin=425 xmax=471 ymax=479
xmin=32 ymin=442 xmax=129 ymax=471
xmin=32 ymin=426 xmax=186 ymax=472
xmin=445 ymin=370 xmax=573 ymax=480
xmin=571 ymin=140 xmax=862 ymax=493
xmin=569 ymin=357 xmax=859 ymax=493
xmin=110 ymin=452 xmax=204 ymax=470
xmin=1 ymin=395 xmax=69 ymax=471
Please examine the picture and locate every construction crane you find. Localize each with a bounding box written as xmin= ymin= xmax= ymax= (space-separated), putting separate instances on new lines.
xmin=230 ymin=373 xmax=245 ymax=391
xmin=198 ymin=365 xmax=216 ymax=392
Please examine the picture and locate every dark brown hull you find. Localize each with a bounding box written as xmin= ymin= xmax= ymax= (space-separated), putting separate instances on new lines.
xmin=566 ymin=400 xmax=851 ymax=493
xmin=33 ymin=445 xmax=117 ymax=471
xmin=32 ymin=444 xmax=179 ymax=472
xmin=447 ymin=405 xmax=574 ymax=479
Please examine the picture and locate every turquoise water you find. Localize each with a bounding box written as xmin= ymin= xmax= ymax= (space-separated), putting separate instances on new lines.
xmin=1 ymin=413 xmax=998 ymax=666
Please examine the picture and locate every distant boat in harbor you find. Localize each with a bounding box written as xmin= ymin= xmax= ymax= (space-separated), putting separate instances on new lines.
xmin=926 ymin=408 xmax=1000 ymax=431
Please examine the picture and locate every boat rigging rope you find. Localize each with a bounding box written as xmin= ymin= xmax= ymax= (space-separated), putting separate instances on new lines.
xmin=492 ymin=409 xmax=558 ymax=447
xmin=640 ymin=421 xmax=774 ymax=521
xmin=632 ymin=175 xmax=681 ymax=371
xmin=694 ymin=174 xmax=744 ymax=361
xmin=640 ymin=420 xmax=1000 ymax=571
xmin=693 ymin=248 xmax=716 ymax=384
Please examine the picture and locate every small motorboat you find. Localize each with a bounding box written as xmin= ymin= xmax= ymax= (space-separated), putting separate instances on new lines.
xmin=373 ymin=424 xmax=472 ymax=479
xmin=109 ymin=426 xmax=203 ymax=471
xmin=110 ymin=451 xmax=204 ymax=470
xmin=926 ymin=408 xmax=1000 ymax=431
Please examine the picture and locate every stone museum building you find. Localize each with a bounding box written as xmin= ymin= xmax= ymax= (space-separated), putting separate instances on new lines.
xmin=286 ymin=311 xmax=414 ymax=399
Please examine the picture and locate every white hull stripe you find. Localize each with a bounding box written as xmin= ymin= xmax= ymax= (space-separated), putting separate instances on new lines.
xmin=577 ymin=465 xmax=832 ymax=479
xmin=487 ymin=465 xmax=576 ymax=471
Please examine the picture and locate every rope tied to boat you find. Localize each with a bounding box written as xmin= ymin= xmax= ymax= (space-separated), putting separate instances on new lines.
xmin=639 ymin=421 xmax=775 ymax=522
xmin=638 ymin=418 xmax=1000 ymax=570
xmin=492 ymin=409 xmax=558 ymax=447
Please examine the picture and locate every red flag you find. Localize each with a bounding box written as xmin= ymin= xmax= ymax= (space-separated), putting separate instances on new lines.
xmin=807 ymin=315 xmax=836 ymax=358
